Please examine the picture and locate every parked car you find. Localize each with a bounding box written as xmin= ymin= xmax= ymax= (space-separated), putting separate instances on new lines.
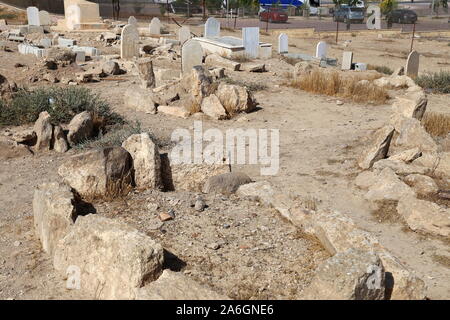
xmin=259 ymin=8 xmax=288 ymax=23
xmin=386 ymin=9 xmax=418 ymax=24
xmin=333 ymin=6 xmax=365 ymax=24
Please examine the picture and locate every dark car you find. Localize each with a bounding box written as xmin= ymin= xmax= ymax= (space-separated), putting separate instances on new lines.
xmin=259 ymin=8 xmax=288 ymax=23
xmin=387 ymin=9 xmax=418 ymax=24
xmin=333 ymin=6 xmax=365 ymax=24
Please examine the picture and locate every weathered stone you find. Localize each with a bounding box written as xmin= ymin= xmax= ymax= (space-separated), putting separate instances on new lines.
xmin=122 ymin=133 xmax=162 ymax=190
xmin=67 ymin=111 xmax=94 ymax=145
xmin=157 ymin=105 xmax=189 ymax=119
xmin=102 ymin=60 xmax=120 ymax=75
xmin=241 ymin=63 xmax=266 ymax=72
xmin=372 ymin=159 xmax=428 ymax=175
xmin=303 ymin=248 xmax=385 ymax=300
xmin=58 ymin=147 xmax=133 ymax=198
xmin=33 ymin=181 xmax=76 ymax=256
xmin=405 ymin=50 xmax=419 ymax=78
xmin=10 ymin=128 xmax=36 ymax=144
xmin=121 ymin=24 xmax=139 ymax=59
xmin=389 ymin=147 xmax=422 ymax=163
xmin=293 ymin=61 xmax=315 ymax=78
xmin=54 ymin=214 xmax=164 ymax=299
xmin=394 ymin=118 xmax=438 ymax=153
xmin=124 ymin=87 xmax=157 ymax=114
xmin=397 ymin=195 xmax=450 ymax=237
xmin=354 ymin=170 xmax=378 ymax=189
xmin=0 ymin=137 xmax=32 ymax=159
xmin=365 ymin=168 xmax=415 ymax=202
xmin=135 ymin=270 xmax=229 ymax=300
xmin=358 ymin=125 xmax=395 ymax=169
xmin=392 ymin=91 xmax=427 ymax=121
xmin=181 ymin=66 xmax=215 ymax=105
xmin=403 ymin=174 xmax=439 ymax=195
xmin=53 ymin=125 xmax=68 ymax=153
xmin=205 ymin=53 xmax=240 ymax=71
xmin=216 ymin=82 xmax=256 ymax=114
xmin=135 ymin=58 xmax=155 ymax=89
xmin=201 ymin=94 xmax=227 ymax=120
xmin=374 ymin=75 xmax=416 ymax=88
xmin=202 ymin=172 xmax=252 ymax=194
xmin=33 ymin=111 xmax=53 ymax=151
xmin=181 ymin=39 xmax=203 ymax=74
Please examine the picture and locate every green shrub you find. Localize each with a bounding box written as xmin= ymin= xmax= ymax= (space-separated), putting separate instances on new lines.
xmin=367 ymin=64 xmax=393 ymax=75
xmin=0 ymin=87 xmax=123 ymax=127
xmin=415 ymin=71 xmax=450 ymax=93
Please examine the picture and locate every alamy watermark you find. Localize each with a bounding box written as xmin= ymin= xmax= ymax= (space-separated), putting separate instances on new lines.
xmin=170 ymin=121 xmax=280 ymax=175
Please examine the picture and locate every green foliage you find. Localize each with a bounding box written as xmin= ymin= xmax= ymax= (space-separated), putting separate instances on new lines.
xmin=380 ymin=0 xmax=398 ymax=15
xmin=415 ymin=71 xmax=450 ymax=93
xmin=0 ymin=87 xmax=123 ymax=127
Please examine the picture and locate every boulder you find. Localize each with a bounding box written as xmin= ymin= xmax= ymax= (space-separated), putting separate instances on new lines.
xmin=202 ymin=172 xmax=252 ymax=194
xmin=122 ymin=133 xmax=162 ymax=190
xmin=394 ymin=118 xmax=438 ymax=153
xmin=102 ymin=61 xmax=120 ymax=75
xmin=157 ymin=105 xmax=190 ymax=119
xmin=58 ymin=147 xmax=133 ymax=198
xmin=372 ymin=159 xmax=428 ymax=175
xmin=205 ymin=53 xmax=241 ymax=71
xmin=181 ymin=66 xmax=216 ymax=105
xmin=215 ymin=83 xmax=256 ymax=115
xmin=302 ymin=249 xmax=385 ymax=300
xmin=9 ymin=128 xmax=36 ymax=145
xmin=33 ymin=182 xmax=77 ymax=255
xmin=135 ymin=58 xmax=156 ymax=89
xmin=358 ymin=125 xmax=395 ymax=169
xmin=412 ymin=152 xmax=450 ymax=178
xmin=135 ymin=270 xmax=230 ymax=300
xmin=33 ymin=111 xmax=53 ymax=151
xmin=374 ymin=75 xmax=415 ymax=88
xmin=201 ymin=94 xmax=227 ymax=120
xmin=389 ymin=147 xmax=422 ymax=163
xmin=124 ymin=87 xmax=157 ymax=114
xmin=392 ymin=91 xmax=427 ymax=121
xmin=53 ymin=125 xmax=68 ymax=153
xmin=241 ymin=63 xmax=266 ymax=72
xmin=397 ymin=195 xmax=450 ymax=237
xmin=67 ymin=111 xmax=94 ymax=145
xmin=364 ymin=168 xmax=415 ymax=202
xmin=403 ymin=174 xmax=439 ymax=195
xmin=53 ymin=215 xmax=164 ymax=299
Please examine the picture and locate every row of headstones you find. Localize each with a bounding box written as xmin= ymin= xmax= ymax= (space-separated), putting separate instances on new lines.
xmin=278 ymin=33 xmax=328 ymax=60
xmin=127 ymin=16 xmax=163 ymax=35
xmin=26 ymin=7 xmax=51 ymax=27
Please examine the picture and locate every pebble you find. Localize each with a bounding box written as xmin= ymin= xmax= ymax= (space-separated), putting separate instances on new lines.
xmin=207 ymin=243 xmax=220 ymax=250
xmin=13 ymin=241 xmax=21 ymax=247
xmin=159 ymin=212 xmax=173 ymax=222
xmin=194 ymin=198 xmax=206 ymax=212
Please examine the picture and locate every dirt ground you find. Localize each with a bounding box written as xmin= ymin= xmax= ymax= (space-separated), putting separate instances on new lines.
xmin=0 ymin=10 xmax=449 ymax=300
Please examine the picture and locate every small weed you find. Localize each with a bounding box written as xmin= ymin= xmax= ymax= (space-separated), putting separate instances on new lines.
xmin=416 ymin=71 xmax=450 ymax=93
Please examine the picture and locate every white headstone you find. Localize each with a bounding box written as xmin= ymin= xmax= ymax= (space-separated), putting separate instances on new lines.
xmin=182 ymin=39 xmax=203 ymax=74
xmin=27 ymin=7 xmax=40 ymax=26
xmin=405 ymin=50 xmax=419 ymax=78
xmin=149 ymin=17 xmax=161 ymax=35
xmin=278 ymin=33 xmax=288 ymax=54
xmin=128 ymin=16 xmax=137 ymax=26
xmin=66 ymin=4 xmax=81 ymax=31
xmin=204 ymin=17 xmax=220 ymax=38
xmin=121 ymin=24 xmax=140 ymax=59
xmin=315 ymin=41 xmax=327 ymax=59
xmin=366 ymin=5 xmax=381 ymax=30
xmin=341 ymin=51 xmax=353 ymax=70
xmin=179 ymin=26 xmax=191 ymax=46
xmin=242 ymin=27 xmax=259 ymax=59
xmin=39 ymin=11 xmax=51 ymax=26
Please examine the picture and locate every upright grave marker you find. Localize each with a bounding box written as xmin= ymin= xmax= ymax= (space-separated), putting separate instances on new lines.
xmin=405 ymin=50 xmax=419 ymax=78
xmin=278 ymin=33 xmax=288 ymax=54
xmin=121 ymin=24 xmax=139 ymax=59
xmin=128 ymin=16 xmax=137 ymax=26
xmin=315 ymin=41 xmax=327 ymax=59
xmin=181 ymin=39 xmax=203 ymax=74
xmin=204 ymin=17 xmax=220 ymax=38
xmin=366 ymin=5 xmax=381 ymax=30
xmin=39 ymin=11 xmax=51 ymax=26
xmin=179 ymin=26 xmax=191 ymax=46
xmin=341 ymin=51 xmax=353 ymax=70
xmin=242 ymin=27 xmax=259 ymax=59
xmin=27 ymin=7 xmax=40 ymax=26
xmin=149 ymin=17 xmax=161 ymax=35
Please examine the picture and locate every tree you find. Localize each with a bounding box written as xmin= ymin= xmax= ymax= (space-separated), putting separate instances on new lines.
xmin=380 ymin=0 xmax=398 ymax=15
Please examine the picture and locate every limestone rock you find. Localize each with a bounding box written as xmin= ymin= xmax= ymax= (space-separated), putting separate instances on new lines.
xmin=53 ymin=125 xmax=68 ymax=153
xmin=354 ymin=171 xmax=378 ymax=189
xmin=53 ymin=215 xmax=164 ymax=299
xmin=122 ymin=133 xmax=162 ymax=189
xmin=392 ymin=91 xmax=427 ymax=121
xmin=58 ymin=147 xmax=133 ymax=198
xmin=372 ymin=159 xmax=428 ymax=175
xmin=365 ymin=168 xmax=415 ymax=202
xmin=102 ymin=60 xmax=120 ymax=75
xmin=358 ymin=125 xmax=395 ymax=169
xmin=215 ymin=82 xmax=256 ymax=114
xmin=403 ymin=174 xmax=439 ymax=195
xmin=135 ymin=58 xmax=155 ymax=89
xmin=33 ymin=182 xmax=77 ymax=255
xmin=397 ymin=195 xmax=450 ymax=237
xmin=394 ymin=118 xmax=438 ymax=153
xmin=293 ymin=61 xmax=315 ymax=78
xmin=241 ymin=63 xmax=266 ymax=72
xmin=201 ymin=94 xmax=227 ymax=120
xmin=0 ymin=137 xmax=33 ymax=159
xmin=67 ymin=111 xmax=94 ymax=145
xmin=181 ymin=66 xmax=216 ymax=105
xmin=135 ymin=270 xmax=230 ymax=300
xmin=374 ymin=75 xmax=416 ymax=88
xmin=33 ymin=111 xmax=53 ymax=151
xmin=389 ymin=147 xmax=422 ymax=163
xmin=124 ymin=87 xmax=157 ymax=114
xmin=303 ymin=249 xmax=385 ymax=300
xmin=202 ymin=172 xmax=252 ymax=195
xmin=157 ymin=105 xmax=189 ymax=119
xmin=205 ymin=53 xmax=241 ymax=71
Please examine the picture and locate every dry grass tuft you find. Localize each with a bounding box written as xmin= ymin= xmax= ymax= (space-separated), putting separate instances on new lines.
xmin=289 ymin=70 xmax=389 ymax=104
xmin=231 ymin=55 xmax=253 ymax=63
xmin=371 ymin=200 xmax=404 ymax=224
xmin=186 ymin=97 xmax=201 ymax=115
xmin=432 ymin=254 xmax=450 ymax=268
xmin=421 ymin=112 xmax=450 ymax=137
